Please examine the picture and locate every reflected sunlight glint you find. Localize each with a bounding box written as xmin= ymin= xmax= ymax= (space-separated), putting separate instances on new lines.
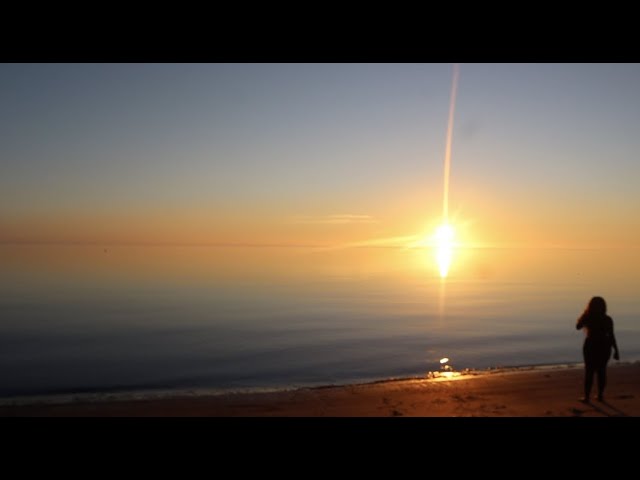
xmin=427 ymin=356 xmax=464 ymax=380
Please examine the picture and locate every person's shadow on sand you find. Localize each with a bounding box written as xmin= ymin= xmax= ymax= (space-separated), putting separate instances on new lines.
xmin=586 ymin=399 xmax=628 ymax=417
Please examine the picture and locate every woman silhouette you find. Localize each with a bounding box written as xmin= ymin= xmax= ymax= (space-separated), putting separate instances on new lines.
xmin=576 ymin=296 xmax=620 ymax=402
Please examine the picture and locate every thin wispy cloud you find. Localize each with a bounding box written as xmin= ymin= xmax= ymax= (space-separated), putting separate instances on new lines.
xmin=345 ymin=234 xmax=422 ymax=248
xmin=308 ymin=234 xmax=423 ymax=252
xmin=290 ymin=214 xmax=379 ymax=225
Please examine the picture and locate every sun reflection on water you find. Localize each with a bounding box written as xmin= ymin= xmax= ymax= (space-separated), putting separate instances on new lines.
xmin=427 ymin=357 xmax=465 ymax=380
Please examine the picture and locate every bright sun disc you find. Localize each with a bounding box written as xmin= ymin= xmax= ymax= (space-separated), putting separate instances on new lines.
xmin=434 ymin=224 xmax=455 ymax=247
xmin=434 ymin=224 xmax=455 ymax=278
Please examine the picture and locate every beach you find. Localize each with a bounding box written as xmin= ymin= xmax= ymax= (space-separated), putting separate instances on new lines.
xmin=1 ymin=362 xmax=638 ymax=417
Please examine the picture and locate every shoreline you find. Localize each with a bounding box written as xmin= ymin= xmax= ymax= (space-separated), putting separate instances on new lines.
xmin=2 ymin=361 xmax=638 ymax=416
xmin=0 ymin=360 xmax=589 ymax=408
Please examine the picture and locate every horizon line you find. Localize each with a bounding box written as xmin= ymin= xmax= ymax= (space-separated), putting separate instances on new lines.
xmin=0 ymin=239 xmax=639 ymax=250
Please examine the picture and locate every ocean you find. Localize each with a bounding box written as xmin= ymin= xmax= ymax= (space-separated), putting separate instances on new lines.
xmin=1 ymin=244 xmax=638 ymax=397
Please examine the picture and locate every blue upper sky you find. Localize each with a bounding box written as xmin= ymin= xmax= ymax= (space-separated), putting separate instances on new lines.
xmin=1 ymin=63 xmax=639 ymax=246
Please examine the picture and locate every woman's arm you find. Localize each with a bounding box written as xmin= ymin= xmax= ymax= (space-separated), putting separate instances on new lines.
xmin=610 ymin=318 xmax=620 ymax=360
xmin=576 ymin=314 xmax=586 ymax=330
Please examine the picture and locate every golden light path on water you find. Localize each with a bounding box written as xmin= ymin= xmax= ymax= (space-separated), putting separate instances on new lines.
xmin=429 ymin=65 xmax=461 ymax=374
xmin=392 ymin=65 xmax=462 ymax=373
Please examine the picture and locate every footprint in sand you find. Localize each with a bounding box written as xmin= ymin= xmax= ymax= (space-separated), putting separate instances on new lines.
xmin=391 ymin=409 xmax=403 ymax=416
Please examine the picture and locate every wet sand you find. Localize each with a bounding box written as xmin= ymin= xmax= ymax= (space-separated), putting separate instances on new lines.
xmin=1 ymin=363 xmax=638 ymax=417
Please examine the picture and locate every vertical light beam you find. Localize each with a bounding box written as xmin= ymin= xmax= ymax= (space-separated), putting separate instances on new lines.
xmin=442 ymin=64 xmax=459 ymax=223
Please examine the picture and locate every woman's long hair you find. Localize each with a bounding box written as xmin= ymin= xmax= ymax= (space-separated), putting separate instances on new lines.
xmin=579 ymin=296 xmax=607 ymax=323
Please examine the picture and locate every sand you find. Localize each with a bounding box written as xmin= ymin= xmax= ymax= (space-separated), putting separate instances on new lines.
xmin=1 ymin=362 xmax=638 ymax=417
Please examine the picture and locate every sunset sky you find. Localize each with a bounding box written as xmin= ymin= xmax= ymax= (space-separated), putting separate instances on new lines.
xmin=1 ymin=63 xmax=639 ymax=248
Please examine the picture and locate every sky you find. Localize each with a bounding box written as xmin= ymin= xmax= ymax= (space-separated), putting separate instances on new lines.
xmin=1 ymin=63 xmax=639 ymax=248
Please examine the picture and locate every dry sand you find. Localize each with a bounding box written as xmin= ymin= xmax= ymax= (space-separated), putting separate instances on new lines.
xmin=1 ymin=362 xmax=638 ymax=417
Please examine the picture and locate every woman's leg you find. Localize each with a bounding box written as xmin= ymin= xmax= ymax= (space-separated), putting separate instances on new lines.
xmin=583 ymin=344 xmax=595 ymax=400
xmin=596 ymin=363 xmax=607 ymax=400
xmin=596 ymin=348 xmax=611 ymax=400
xmin=584 ymin=364 xmax=595 ymax=399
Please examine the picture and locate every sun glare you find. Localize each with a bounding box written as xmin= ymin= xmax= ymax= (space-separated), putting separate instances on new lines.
xmin=408 ymin=221 xmax=462 ymax=278
xmin=434 ymin=223 xmax=455 ymax=278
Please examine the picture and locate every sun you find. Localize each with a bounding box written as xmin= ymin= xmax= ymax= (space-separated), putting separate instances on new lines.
xmin=408 ymin=219 xmax=463 ymax=278
xmin=434 ymin=223 xmax=455 ymax=278
xmin=434 ymin=224 xmax=455 ymax=248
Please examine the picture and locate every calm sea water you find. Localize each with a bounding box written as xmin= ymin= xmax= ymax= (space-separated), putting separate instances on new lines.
xmin=1 ymin=245 xmax=638 ymax=397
